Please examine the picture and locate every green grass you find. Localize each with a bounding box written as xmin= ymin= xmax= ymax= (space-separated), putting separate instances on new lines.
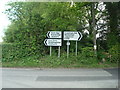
xmin=2 ymin=61 xmax=118 ymax=68
xmin=2 ymin=54 xmax=118 ymax=68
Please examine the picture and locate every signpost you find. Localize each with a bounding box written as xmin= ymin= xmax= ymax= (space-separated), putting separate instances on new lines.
xmin=44 ymin=31 xmax=62 ymax=57
xmin=66 ymin=41 xmax=70 ymax=58
xmin=76 ymin=41 xmax=77 ymax=56
xmin=44 ymin=31 xmax=82 ymax=58
xmin=64 ymin=31 xmax=82 ymax=57
xmin=58 ymin=46 xmax=60 ymax=58
xmin=50 ymin=46 xmax=52 ymax=56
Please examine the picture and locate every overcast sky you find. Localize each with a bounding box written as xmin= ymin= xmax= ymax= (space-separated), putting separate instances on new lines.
xmin=0 ymin=0 xmax=11 ymax=42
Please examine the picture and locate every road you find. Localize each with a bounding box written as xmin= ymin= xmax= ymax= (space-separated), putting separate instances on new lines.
xmin=1 ymin=68 xmax=119 ymax=88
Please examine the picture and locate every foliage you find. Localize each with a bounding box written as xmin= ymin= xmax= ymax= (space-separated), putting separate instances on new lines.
xmin=97 ymin=50 xmax=111 ymax=64
xmin=81 ymin=47 xmax=94 ymax=57
xmin=1 ymin=43 xmax=41 ymax=62
xmin=2 ymin=2 xmax=120 ymax=67
xmin=97 ymin=43 xmax=119 ymax=63
xmin=2 ymin=52 xmax=118 ymax=68
xmin=2 ymin=43 xmax=118 ymax=68
xmin=39 ymin=52 xmax=98 ymax=68
xmin=2 ymin=43 xmax=99 ymax=67
xmin=108 ymin=44 xmax=119 ymax=63
xmin=3 ymin=2 xmax=88 ymax=56
xmin=104 ymin=2 xmax=120 ymax=49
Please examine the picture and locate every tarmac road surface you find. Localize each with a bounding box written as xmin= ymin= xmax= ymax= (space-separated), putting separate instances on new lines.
xmin=1 ymin=68 xmax=119 ymax=88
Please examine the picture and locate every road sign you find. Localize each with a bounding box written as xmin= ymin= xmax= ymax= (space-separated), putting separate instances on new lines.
xmin=66 ymin=41 xmax=70 ymax=46
xmin=64 ymin=31 xmax=82 ymax=41
xmin=44 ymin=39 xmax=62 ymax=46
xmin=47 ymin=31 xmax=62 ymax=38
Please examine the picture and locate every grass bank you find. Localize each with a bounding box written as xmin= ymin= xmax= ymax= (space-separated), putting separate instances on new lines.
xmin=1 ymin=43 xmax=118 ymax=68
xmin=2 ymin=55 xmax=118 ymax=68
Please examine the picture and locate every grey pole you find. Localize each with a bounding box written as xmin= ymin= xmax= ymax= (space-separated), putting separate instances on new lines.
xmin=92 ymin=3 xmax=97 ymax=56
xmin=76 ymin=41 xmax=78 ymax=56
xmin=50 ymin=46 xmax=52 ymax=56
xmin=58 ymin=46 xmax=60 ymax=58
xmin=67 ymin=41 xmax=70 ymax=58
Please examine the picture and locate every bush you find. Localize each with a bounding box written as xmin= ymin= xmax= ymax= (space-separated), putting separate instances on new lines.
xmin=81 ymin=47 xmax=94 ymax=57
xmin=1 ymin=43 xmax=40 ymax=62
xmin=39 ymin=52 xmax=98 ymax=68
xmin=97 ymin=50 xmax=109 ymax=63
xmin=108 ymin=44 xmax=119 ymax=63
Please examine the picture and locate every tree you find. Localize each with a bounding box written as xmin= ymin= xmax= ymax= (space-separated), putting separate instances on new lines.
xmin=104 ymin=2 xmax=120 ymax=48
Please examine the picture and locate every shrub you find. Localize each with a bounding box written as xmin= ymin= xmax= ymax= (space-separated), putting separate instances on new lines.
xmin=108 ymin=44 xmax=119 ymax=63
xmin=1 ymin=43 xmax=40 ymax=62
xmin=97 ymin=50 xmax=109 ymax=63
xmin=81 ymin=47 xmax=94 ymax=57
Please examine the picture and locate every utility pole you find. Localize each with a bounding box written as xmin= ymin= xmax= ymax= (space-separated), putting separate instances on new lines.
xmin=92 ymin=3 xmax=97 ymax=56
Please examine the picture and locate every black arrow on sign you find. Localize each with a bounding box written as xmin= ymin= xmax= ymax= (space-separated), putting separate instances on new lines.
xmin=78 ymin=32 xmax=82 ymax=40
xmin=44 ymin=39 xmax=47 ymax=46
xmin=47 ymin=31 xmax=50 ymax=38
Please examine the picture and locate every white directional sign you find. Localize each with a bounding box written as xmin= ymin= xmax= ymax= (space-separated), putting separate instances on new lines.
xmin=64 ymin=31 xmax=82 ymax=41
xmin=44 ymin=39 xmax=62 ymax=46
xmin=47 ymin=31 xmax=62 ymax=38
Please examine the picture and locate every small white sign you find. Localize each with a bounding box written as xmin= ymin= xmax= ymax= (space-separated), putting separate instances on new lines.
xmin=64 ymin=31 xmax=82 ymax=41
xmin=47 ymin=31 xmax=62 ymax=38
xmin=44 ymin=39 xmax=62 ymax=46
xmin=66 ymin=42 xmax=70 ymax=46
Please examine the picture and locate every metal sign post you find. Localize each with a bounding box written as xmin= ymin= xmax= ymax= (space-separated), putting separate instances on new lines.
xmin=50 ymin=46 xmax=52 ymax=56
xmin=58 ymin=46 xmax=60 ymax=58
xmin=76 ymin=41 xmax=78 ymax=56
xmin=67 ymin=41 xmax=70 ymax=58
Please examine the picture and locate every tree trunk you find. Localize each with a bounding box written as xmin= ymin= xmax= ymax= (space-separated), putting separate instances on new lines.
xmin=92 ymin=3 xmax=97 ymax=56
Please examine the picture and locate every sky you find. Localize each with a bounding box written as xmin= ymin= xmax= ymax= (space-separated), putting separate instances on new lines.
xmin=0 ymin=0 xmax=11 ymax=42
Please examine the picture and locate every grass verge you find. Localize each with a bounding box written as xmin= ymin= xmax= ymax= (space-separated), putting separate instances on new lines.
xmin=2 ymin=54 xmax=118 ymax=68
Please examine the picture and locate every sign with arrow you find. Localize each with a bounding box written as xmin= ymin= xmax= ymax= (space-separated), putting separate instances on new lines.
xmin=47 ymin=31 xmax=62 ymax=38
xmin=64 ymin=31 xmax=82 ymax=41
xmin=44 ymin=39 xmax=62 ymax=46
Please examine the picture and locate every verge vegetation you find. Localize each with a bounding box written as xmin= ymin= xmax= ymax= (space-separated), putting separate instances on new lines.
xmin=2 ymin=2 xmax=120 ymax=68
